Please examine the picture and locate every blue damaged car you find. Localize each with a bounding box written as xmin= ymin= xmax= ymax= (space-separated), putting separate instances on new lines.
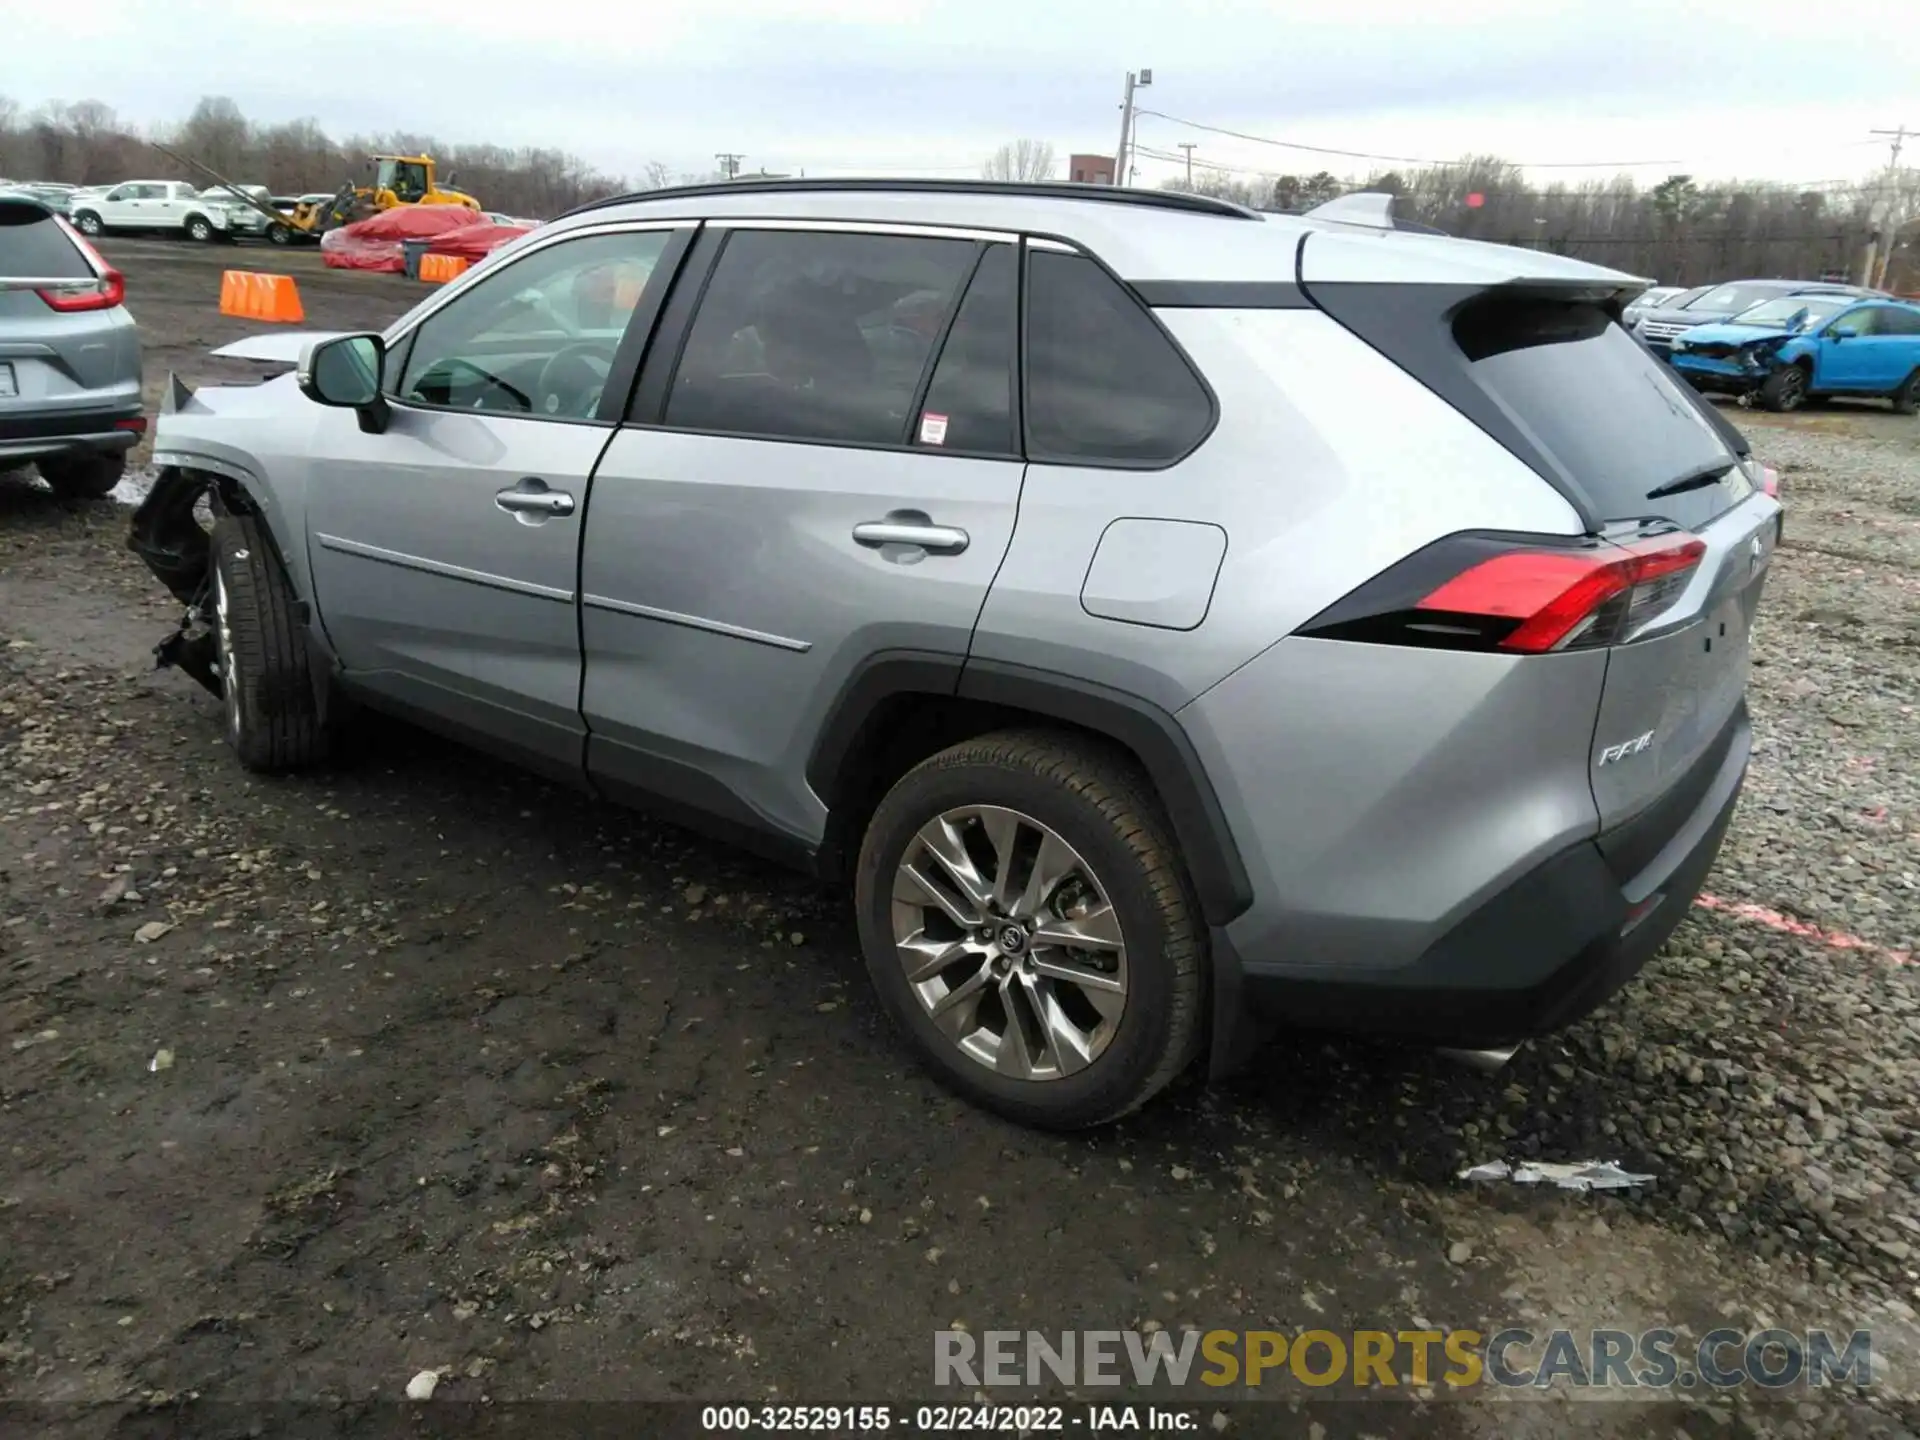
xmin=1669 ymin=293 xmax=1920 ymax=414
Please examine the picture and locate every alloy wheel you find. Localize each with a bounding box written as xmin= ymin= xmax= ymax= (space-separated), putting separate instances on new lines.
xmin=890 ymin=805 xmax=1127 ymax=1081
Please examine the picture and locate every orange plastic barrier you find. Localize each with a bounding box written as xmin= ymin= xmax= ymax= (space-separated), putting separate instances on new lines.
xmin=218 ymin=270 xmax=304 ymax=323
xmin=419 ymin=253 xmax=470 ymax=284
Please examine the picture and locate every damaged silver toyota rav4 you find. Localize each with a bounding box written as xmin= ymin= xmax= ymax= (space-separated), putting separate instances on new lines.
xmin=129 ymin=179 xmax=1780 ymax=1129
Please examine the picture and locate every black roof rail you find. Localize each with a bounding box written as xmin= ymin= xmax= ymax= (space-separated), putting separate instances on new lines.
xmin=558 ymin=177 xmax=1265 ymax=223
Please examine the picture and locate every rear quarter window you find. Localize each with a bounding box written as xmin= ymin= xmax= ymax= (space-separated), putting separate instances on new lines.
xmin=0 ymin=202 xmax=92 ymax=279
xmin=1023 ymin=250 xmax=1213 ymax=466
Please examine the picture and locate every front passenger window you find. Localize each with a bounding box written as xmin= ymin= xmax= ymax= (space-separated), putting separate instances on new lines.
xmin=395 ymin=229 xmax=672 ymax=420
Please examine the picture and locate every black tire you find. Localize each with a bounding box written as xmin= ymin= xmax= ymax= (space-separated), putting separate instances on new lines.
xmin=37 ymin=450 xmax=124 ymax=500
xmin=1758 ymin=363 xmax=1810 ymax=413
xmin=266 ymin=222 xmax=292 ymax=246
xmin=185 ymin=214 xmax=215 ymax=243
xmin=72 ymin=210 xmax=103 ymax=237
xmin=854 ymin=729 xmax=1206 ymax=1129
xmin=1893 ymin=369 xmax=1920 ymax=417
xmin=210 ymin=513 xmax=329 ymax=772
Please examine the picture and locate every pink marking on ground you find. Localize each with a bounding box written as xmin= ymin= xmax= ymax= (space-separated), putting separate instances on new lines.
xmin=1694 ymin=892 xmax=1912 ymax=966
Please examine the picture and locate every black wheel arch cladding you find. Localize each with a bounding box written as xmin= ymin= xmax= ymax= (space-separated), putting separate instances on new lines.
xmin=806 ymin=653 xmax=1254 ymax=928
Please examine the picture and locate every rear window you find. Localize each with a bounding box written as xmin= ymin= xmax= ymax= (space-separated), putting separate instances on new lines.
xmin=1454 ymin=297 xmax=1743 ymax=530
xmin=0 ymin=202 xmax=91 ymax=279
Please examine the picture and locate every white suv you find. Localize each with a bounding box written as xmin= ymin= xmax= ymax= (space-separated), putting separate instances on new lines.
xmin=69 ymin=182 xmax=227 ymax=243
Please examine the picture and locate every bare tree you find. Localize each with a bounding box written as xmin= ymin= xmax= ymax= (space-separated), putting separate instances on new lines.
xmin=171 ymin=95 xmax=250 ymax=180
xmin=983 ymin=140 xmax=1056 ymax=183
xmin=640 ymin=160 xmax=674 ymax=191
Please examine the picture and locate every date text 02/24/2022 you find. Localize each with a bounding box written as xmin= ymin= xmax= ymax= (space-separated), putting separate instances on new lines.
xmin=698 ymin=1404 xmax=1199 ymax=1431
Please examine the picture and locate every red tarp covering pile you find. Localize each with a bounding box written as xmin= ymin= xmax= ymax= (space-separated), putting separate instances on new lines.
xmin=427 ymin=221 xmax=536 ymax=264
xmin=320 ymin=205 xmax=488 ymax=271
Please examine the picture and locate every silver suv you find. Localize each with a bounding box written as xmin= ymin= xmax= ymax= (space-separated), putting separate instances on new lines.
xmin=0 ymin=196 xmax=143 ymax=497
xmin=130 ymin=180 xmax=1778 ymax=1128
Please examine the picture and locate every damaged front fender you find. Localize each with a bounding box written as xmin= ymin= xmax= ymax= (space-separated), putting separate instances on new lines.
xmin=127 ymin=467 xmax=222 ymax=696
xmin=128 ymin=466 xmax=218 ymax=607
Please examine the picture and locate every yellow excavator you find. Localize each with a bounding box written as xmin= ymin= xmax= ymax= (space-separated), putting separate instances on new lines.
xmin=149 ymin=144 xmax=481 ymax=246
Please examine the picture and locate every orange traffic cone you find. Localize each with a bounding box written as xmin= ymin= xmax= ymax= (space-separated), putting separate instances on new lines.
xmin=219 ymin=270 xmax=304 ymax=323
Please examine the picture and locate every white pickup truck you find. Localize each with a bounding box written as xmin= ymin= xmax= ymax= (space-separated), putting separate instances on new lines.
xmin=69 ymin=181 xmax=234 ymax=243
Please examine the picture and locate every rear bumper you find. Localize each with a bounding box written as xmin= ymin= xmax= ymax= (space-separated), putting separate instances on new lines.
xmin=0 ymin=405 xmax=144 ymax=464
xmin=1216 ymin=704 xmax=1750 ymax=1054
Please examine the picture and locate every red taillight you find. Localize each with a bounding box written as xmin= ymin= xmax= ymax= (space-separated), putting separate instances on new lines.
xmin=1421 ymin=534 xmax=1705 ymax=653
xmin=37 ymin=215 xmax=123 ymax=311
xmin=37 ymin=268 xmax=124 ymax=312
xmin=1301 ymin=530 xmax=1708 ymax=655
xmin=114 ymin=416 xmax=147 ymax=433
xmin=1756 ymin=463 xmax=1780 ymax=498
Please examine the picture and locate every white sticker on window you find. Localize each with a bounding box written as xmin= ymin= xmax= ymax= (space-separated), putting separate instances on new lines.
xmin=919 ymin=411 xmax=949 ymax=446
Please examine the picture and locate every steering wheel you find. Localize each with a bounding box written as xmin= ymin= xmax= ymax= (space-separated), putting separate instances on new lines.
xmin=535 ymin=342 xmax=620 ymax=419
xmin=418 ymin=356 xmax=531 ymax=412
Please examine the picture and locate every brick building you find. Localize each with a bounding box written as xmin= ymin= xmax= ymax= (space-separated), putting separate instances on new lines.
xmin=1067 ymin=153 xmax=1115 ymax=185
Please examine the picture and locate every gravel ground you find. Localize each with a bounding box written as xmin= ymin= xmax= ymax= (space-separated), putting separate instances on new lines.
xmin=3 ymin=240 xmax=1920 ymax=1434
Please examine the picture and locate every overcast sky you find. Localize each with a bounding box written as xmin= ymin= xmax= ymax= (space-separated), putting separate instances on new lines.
xmin=0 ymin=0 xmax=1909 ymax=190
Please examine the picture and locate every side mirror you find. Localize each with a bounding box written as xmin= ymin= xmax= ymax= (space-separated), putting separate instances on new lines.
xmin=299 ymin=333 xmax=390 ymax=434
xmin=1830 ymin=326 xmax=1857 ymax=341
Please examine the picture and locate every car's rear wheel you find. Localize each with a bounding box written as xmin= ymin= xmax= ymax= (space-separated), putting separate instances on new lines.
xmin=210 ymin=514 xmax=330 ymax=772
xmin=1893 ymin=369 xmax=1920 ymax=417
xmin=266 ymin=222 xmax=292 ymax=246
xmin=855 ymin=730 xmax=1205 ymax=1129
xmin=37 ymin=451 xmax=124 ymax=500
xmin=1758 ymin=363 xmax=1810 ymax=413
xmin=185 ymin=214 xmax=215 ymax=243
xmin=71 ymin=210 xmax=103 ymax=237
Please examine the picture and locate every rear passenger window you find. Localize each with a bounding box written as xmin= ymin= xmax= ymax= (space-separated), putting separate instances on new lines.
xmin=915 ymin=244 xmax=1017 ymax=454
xmin=1882 ymin=309 xmax=1920 ymax=336
xmin=665 ymin=230 xmax=978 ymax=447
xmin=1024 ymin=250 xmax=1212 ymax=465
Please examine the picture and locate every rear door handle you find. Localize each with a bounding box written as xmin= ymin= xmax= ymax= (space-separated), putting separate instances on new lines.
xmin=495 ymin=478 xmax=575 ymax=519
xmin=852 ymin=518 xmax=969 ymax=555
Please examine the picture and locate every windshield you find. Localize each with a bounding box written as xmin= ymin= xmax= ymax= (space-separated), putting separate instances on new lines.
xmin=1684 ymin=282 xmax=1793 ymax=314
xmin=1724 ymin=295 xmax=1849 ymax=331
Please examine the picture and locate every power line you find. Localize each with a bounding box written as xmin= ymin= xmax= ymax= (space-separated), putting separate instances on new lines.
xmin=1131 ymin=108 xmax=1687 ymax=169
xmin=1128 ymin=143 xmax=1918 ymax=200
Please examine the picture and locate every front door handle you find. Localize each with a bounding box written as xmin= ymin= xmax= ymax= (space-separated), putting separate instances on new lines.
xmin=495 ymin=477 xmax=575 ymax=520
xmin=852 ymin=516 xmax=969 ymax=555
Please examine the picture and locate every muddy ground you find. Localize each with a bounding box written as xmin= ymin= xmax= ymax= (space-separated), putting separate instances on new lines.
xmin=2 ymin=237 xmax=1919 ymax=1438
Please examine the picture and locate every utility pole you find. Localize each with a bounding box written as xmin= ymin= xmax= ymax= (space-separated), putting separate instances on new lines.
xmin=1112 ymin=68 xmax=1151 ymax=187
xmin=1870 ymin=124 xmax=1911 ymax=167
xmin=1859 ymin=126 xmax=1912 ymax=288
xmin=1178 ymin=142 xmax=1196 ymax=187
xmin=715 ymin=153 xmax=744 ymax=181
